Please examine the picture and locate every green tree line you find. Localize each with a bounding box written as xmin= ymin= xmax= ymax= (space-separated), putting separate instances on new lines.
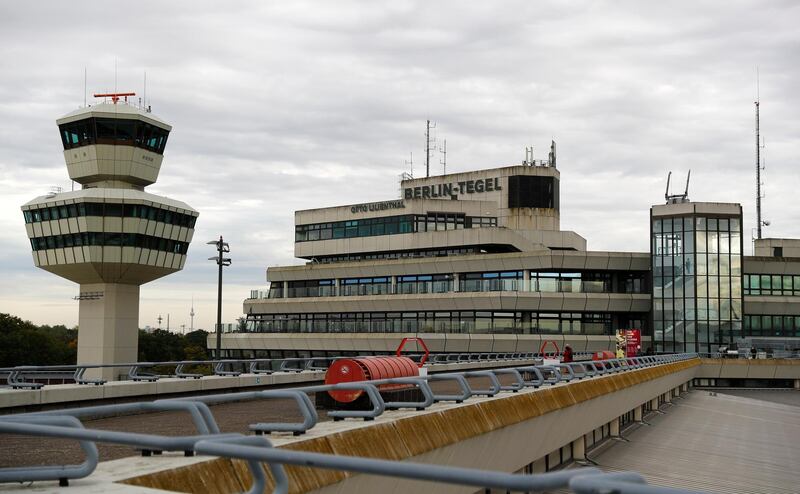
xmin=0 ymin=313 xmax=209 ymax=367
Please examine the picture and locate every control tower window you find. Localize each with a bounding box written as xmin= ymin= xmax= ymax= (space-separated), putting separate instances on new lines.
xmin=58 ymin=117 xmax=169 ymax=154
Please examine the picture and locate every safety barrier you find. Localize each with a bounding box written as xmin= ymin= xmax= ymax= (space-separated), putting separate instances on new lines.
xmin=1 ymin=351 xmax=550 ymax=389
xmin=0 ymin=354 xmax=703 ymax=493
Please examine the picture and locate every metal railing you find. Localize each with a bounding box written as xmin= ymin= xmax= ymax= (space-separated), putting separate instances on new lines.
xmin=0 ymin=354 xmax=703 ymax=492
xmin=0 ymin=352 xmax=551 ymax=389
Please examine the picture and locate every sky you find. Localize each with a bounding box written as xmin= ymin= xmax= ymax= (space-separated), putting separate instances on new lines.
xmin=0 ymin=1 xmax=798 ymax=332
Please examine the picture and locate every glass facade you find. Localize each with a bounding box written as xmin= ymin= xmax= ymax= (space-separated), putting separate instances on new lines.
xmin=246 ymin=310 xmax=630 ymax=335
xmin=30 ymin=232 xmax=189 ymax=254
xmin=58 ymin=117 xmax=169 ymax=154
xmin=652 ymin=213 xmax=742 ymax=353
xmin=294 ymin=213 xmax=498 ymax=242
xmin=23 ymin=202 xmax=197 ymax=228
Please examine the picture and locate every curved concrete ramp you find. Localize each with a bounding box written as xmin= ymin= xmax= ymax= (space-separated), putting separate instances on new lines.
xmin=121 ymin=359 xmax=698 ymax=493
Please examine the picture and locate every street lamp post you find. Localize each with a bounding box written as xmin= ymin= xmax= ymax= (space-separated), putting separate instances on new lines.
xmin=208 ymin=236 xmax=231 ymax=360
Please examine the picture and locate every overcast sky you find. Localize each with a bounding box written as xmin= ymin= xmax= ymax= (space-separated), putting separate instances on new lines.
xmin=1 ymin=1 xmax=798 ymax=331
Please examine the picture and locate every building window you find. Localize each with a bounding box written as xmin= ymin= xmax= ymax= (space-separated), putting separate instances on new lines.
xmin=340 ymin=277 xmax=391 ymax=296
xmin=294 ymin=213 xmax=497 ymax=242
xmin=287 ymin=280 xmax=335 ymax=298
xmin=396 ymin=274 xmax=453 ymax=294
xmin=22 ymin=202 xmax=197 ymax=228
xmin=58 ymin=117 xmax=169 ymax=154
xmin=29 ymin=232 xmax=189 ymax=255
xmin=744 ymin=273 xmax=800 ymax=296
xmin=460 ymin=271 xmax=522 ymax=292
xmin=245 ymin=310 xmax=620 ymax=336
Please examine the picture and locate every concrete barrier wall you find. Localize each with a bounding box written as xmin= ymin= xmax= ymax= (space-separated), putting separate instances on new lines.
xmin=0 ymin=359 xmax=536 ymax=412
xmin=696 ymin=358 xmax=800 ymax=380
xmin=121 ymin=359 xmax=699 ymax=494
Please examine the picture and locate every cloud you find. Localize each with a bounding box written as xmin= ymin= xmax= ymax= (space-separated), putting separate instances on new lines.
xmin=1 ymin=0 xmax=799 ymax=330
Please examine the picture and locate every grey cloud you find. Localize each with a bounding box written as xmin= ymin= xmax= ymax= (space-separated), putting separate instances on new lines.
xmin=1 ymin=0 xmax=798 ymax=330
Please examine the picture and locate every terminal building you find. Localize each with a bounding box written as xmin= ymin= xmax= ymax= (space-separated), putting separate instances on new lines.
xmin=216 ymin=149 xmax=800 ymax=358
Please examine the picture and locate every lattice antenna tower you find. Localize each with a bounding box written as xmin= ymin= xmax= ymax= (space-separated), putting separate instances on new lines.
xmin=440 ymin=139 xmax=447 ymax=175
xmin=755 ymin=68 xmax=768 ymax=239
xmin=425 ymin=120 xmax=437 ymax=177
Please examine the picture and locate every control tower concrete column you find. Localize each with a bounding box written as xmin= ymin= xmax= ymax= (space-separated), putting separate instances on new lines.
xmin=76 ymin=283 xmax=140 ymax=380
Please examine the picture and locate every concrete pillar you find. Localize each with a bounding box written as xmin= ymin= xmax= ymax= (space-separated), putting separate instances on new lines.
xmin=77 ymin=283 xmax=140 ymax=381
xmin=523 ymin=269 xmax=531 ymax=292
xmin=650 ymin=398 xmax=659 ymax=410
xmin=664 ymin=391 xmax=671 ymax=403
xmin=634 ymin=405 xmax=643 ymax=422
xmin=571 ymin=436 xmax=585 ymax=461
xmin=794 ymin=379 xmax=799 ymax=390
xmin=390 ymin=275 xmax=397 ymax=294
xmin=334 ymin=278 xmax=340 ymax=296
xmin=453 ymin=273 xmax=460 ymax=292
xmin=282 ymin=280 xmax=288 ymax=298
xmin=609 ymin=417 xmax=620 ymax=437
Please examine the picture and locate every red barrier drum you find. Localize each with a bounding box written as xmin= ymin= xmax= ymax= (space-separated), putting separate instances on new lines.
xmin=325 ymin=356 xmax=419 ymax=403
xmin=592 ymin=350 xmax=615 ymax=360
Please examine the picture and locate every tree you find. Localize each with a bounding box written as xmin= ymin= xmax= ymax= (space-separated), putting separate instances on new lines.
xmin=0 ymin=313 xmax=77 ymax=367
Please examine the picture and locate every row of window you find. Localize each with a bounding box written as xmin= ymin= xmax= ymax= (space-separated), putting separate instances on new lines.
xmin=294 ymin=213 xmax=498 ymax=242
xmin=313 ymin=247 xmax=484 ymax=264
xmin=744 ymin=274 xmax=800 ymax=296
xmin=653 ymin=216 xmax=741 ymax=234
xmin=30 ymin=232 xmax=189 ymax=255
xmin=245 ymin=311 xmax=627 ymax=335
xmin=744 ymin=315 xmax=800 ymax=337
xmin=23 ymin=202 xmax=197 ymax=228
xmin=59 ymin=117 xmax=170 ymax=154
xmin=264 ymin=271 xmax=648 ymax=298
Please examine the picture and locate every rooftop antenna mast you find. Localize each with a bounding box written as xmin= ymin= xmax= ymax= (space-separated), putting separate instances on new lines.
xmin=425 ymin=120 xmax=437 ymax=177
xmin=83 ymin=67 xmax=87 ymax=107
xmin=404 ymin=152 xmax=413 ymax=178
xmin=755 ymin=68 xmax=765 ymax=239
xmin=440 ymin=139 xmax=447 ymax=174
xmin=664 ymin=170 xmax=691 ymax=204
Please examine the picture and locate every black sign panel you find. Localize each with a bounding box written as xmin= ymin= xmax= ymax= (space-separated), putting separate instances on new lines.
xmin=507 ymin=175 xmax=559 ymax=210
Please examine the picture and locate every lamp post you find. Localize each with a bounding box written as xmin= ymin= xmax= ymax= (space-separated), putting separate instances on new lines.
xmin=208 ymin=236 xmax=231 ymax=360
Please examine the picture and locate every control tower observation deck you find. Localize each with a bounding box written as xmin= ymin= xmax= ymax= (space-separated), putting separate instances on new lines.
xmin=21 ymin=94 xmax=198 ymax=380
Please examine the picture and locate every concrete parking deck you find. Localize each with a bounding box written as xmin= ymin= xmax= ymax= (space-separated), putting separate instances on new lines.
xmin=588 ymin=390 xmax=800 ymax=493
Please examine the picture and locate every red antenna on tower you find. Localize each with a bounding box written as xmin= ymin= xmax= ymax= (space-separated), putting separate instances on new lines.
xmin=93 ymin=92 xmax=136 ymax=104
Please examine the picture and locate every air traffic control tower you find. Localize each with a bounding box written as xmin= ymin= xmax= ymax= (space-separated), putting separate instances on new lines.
xmin=21 ymin=93 xmax=198 ymax=380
